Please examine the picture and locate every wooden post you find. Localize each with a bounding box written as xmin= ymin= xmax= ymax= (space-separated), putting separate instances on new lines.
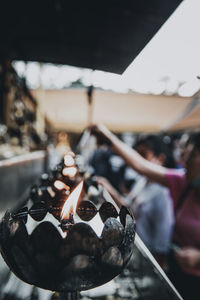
xmin=87 ymin=85 xmax=94 ymax=126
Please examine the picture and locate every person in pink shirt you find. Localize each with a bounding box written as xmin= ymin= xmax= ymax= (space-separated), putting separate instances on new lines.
xmin=90 ymin=124 xmax=200 ymax=300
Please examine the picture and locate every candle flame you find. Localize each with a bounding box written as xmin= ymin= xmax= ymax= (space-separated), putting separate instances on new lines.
xmin=62 ymin=167 xmax=77 ymax=178
xmin=54 ymin=180 xmax=70 ymax=191
xmin=61 ymin=180 xmax=83 ymax=220
xmin=64 ymin=154 xmax=75 ymax=167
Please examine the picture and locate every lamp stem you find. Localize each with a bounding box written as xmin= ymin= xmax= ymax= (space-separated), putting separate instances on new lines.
xmin=59 ymin=292 xmax=78 ymax=300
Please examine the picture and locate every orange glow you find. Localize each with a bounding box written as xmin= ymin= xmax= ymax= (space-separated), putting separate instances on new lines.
xmin=54 ymin=180 xmax=70 ymax=191
xmin=64 ymin=154 xmax=75 ymax=167
xmin=61 ymin=180 xmax=83 ymax=220
xmin=62 ymin=167 xmax=77 ymax=177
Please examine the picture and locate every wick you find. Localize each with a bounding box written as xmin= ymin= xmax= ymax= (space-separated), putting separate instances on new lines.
xmin=59 ymin=213 xmax=74 ymax=233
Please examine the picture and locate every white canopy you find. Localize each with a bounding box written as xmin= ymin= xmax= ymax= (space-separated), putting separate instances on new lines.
xmin=32 ymin=89 xmax=193 ymax=133
xmin=167 ymin=92 xmax=200 ymax=132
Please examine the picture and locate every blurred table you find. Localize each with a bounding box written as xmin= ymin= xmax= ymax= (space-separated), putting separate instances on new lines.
xmin=0 ymin=151 xmax=46 ymax=212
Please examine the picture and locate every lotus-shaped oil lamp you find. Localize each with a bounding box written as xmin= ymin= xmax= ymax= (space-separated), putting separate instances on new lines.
xmin=0 ymin=152 xmax=136 ymax=299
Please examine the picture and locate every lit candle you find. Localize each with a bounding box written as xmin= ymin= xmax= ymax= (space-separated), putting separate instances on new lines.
xmin=54 ymin=180 xmax=70 ymax=192
xmin=64 ymin=154 xmax=75 ymax=167
xmin=59 ymin=180 xmax=83 ymax=233
xmin=62 ymin=167 xmax=78 ymax=178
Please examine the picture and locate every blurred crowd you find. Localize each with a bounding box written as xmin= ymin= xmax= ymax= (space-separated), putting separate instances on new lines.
xmin=85 ymin=126 xmax=200 ymax=300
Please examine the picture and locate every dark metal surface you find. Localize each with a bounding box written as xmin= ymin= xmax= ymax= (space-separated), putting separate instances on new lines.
xmin=0 ymin=0 xmax=182 ymax=73
xmin=0 ymin=211 xmax=135 ymax=292
xmin=0 ymin=237 xmax=182 ymax=300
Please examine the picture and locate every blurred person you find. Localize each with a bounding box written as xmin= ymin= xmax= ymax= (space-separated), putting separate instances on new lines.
xmin=89 ymin=136 xmax=127 ymax=192
xmin=172 ymin=133 xmax=190 ymax=169
xmin=90 ymin=124 xmax=200 ymax=300
xmin=97 ymin=135 xmax=175 ymax=270
xmin=46 ymin=132 xmax=72 ymax=170
xmin=55 ymin=132 xmax=71 ymax=158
